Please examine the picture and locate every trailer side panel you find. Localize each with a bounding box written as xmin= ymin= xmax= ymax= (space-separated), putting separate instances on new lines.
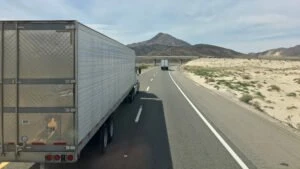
xmin=77 ymin=23 xmax=136 ymax=148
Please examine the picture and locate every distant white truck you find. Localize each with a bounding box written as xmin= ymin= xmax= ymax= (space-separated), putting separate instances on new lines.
xmin=0 ymin=20 xmax=139 ymax=168
xmin=160 ymin=59 xmax=169 ymax=70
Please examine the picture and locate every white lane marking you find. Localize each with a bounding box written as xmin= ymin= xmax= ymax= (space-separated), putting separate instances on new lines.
xmin=168 ymin=72 xmax=249 ymax=169
xmin=146 ymin=86 xmax=150 ymax=91
xmin=150 ymin=78 xmax=153 ymax=82
xmin=135 ymin=105 xmax=143 ymax=123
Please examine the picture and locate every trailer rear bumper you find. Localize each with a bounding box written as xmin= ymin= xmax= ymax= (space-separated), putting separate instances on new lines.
xmin=0 ymin=151 xmax=77 ymax=163
xmin=161 ymin=66 xmax=169 ymax=70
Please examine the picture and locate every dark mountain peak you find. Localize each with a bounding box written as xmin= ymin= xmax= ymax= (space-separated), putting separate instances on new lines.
xmin=150 ymin=32 xmax=168 ymax=40
xmin=148 ymin=32 xmax=190 ymax=46
xmin=156 ymin=32 xmax=166 ymax=36
xmin=128 ymin=32 xmax=191 ymax=47
xmin=127 ymin=33 xmax=244 ymax=57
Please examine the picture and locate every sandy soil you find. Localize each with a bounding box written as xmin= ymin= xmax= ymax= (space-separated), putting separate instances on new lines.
xmin=184 ymin=58 xmax=300 ymax=129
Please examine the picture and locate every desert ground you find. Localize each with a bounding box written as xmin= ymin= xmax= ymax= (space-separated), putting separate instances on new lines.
xmin=184 ymin=58 xmax=300 ymax=129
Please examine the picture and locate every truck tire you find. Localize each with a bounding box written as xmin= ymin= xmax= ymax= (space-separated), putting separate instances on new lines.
xmin=107 ymin=118 xmax=114 ymax=143
xmin=99 ymin=126 xmax=108 ymax=153
xmin=127 ymin=88 xmax=135 ymax=103
xmin=129 ymin=94 xmax=134 ymax=103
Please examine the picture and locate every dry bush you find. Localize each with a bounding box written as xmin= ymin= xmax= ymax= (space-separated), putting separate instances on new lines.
xmin=286 ymin=106 xmax=297 ymax=110
xmin=253 ymin=101 xmax=264 ymax=112
xmin=293 ymin=78 xmax=300 ymax=84
xmin=286 ymin=92 xmax=297 ymax=97
xmin=264 ymin=106 xmax=274 ymax=109
xmin=255 ymin=91 xmax=265 ymax=99
xmin=268 ymin=85 xmax=281 ymax=92
xmin=205 ymin=78 xmax=215 ymax=83
xmin=242 ymin=74 xmax=251 ymax=80
xmin=239 ymin=94 xmax=253 ymax=104
xmin=214 ymin=85 xmax=220 ymax=90
xmin=257 ymin=84 xmax=263 ymax=88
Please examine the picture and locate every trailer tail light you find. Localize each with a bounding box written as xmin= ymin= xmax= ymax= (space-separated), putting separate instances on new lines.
xmin=67 ymin=154 xmax=74 ymax=161
xmin=53 ymin=141 xmax=67 ymax=145
xmin=32 ymin=142 xmax=46 ymax=145
xmin=54 ymin=155 xmax=61 ymax=161
xmin=45 ymin=155 xmax=52 ymax=161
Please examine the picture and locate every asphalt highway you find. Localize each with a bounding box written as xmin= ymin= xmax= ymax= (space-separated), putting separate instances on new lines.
xmin=25 ymin=66 xmax=300 ymax=169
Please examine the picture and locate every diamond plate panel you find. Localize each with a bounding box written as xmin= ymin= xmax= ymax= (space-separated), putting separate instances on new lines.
xmin=19 ymin=30 xmax=74 ymax=78
xmin=19 ymin=84 xmax=74 ymax=107
xmin=19 ymin=113 xmax=74 ymax=144
xmin=3 ymin=113 xmax=17 ymax=143
xmin=4 ymin=29 xmax=17 ymax=79
xmin=1 ymin=85 xmax=17 ymax=107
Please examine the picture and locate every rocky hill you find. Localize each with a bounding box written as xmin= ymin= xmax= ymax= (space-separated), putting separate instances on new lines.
xmin=128 ymin=33 xmax=191 ymax=48
xmin=128 ymin=33 xmax=244 ymax=57
xmin=250 ymin=45 xmax=300 ymax=57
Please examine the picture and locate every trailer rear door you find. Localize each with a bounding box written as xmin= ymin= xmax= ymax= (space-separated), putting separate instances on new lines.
xmin=0 ymin=21 xmax=76 ymax=160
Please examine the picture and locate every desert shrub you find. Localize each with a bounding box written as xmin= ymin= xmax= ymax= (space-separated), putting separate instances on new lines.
xmin=194 ymin=67 xmax=220 ymax=77
xmin=253 ymin=101 xmax=264 ymax=112
xmin=285 ymin=115 xmax=293 ymax=121
xmin=257 ymin=84 xmax=263 ymax=88
xmin=265 ymin=100 xmax=273 ymax=104
xmin=268 ymin=85 xmax=280 ymax=92
xmin=287 ymin=106 xmax=297 ymax=110
xmin=286 ymin=92 xmax=297 ymax=97
xmin=214 ymin=85 xmax=220 ymax=90
xmin=239 ymin=94 xmax=253 ymax=104
xmin=255 ymin=91 xmax=265 ymax=99
xmin=205 ymin=78 xmax=215 ymax=83
xmin=293 ymin=78 xmax=300 ymax=84
xmin=264 ymin=106 xmax=274 ymax=109
xmin=242 ymin=74 xmax=251 ymax=80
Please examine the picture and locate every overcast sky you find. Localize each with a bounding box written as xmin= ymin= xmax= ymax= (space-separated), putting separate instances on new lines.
xmin=0 ymin=0 xmax=299 ymax=53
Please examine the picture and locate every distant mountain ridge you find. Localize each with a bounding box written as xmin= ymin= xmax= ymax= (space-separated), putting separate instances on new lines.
xmin=250 ymin=45 xmax=300 ymax=57
xmin=127 ymin=32 xmax=300 ymax=58
xmin=128 ymin=33 xmax=244 ymax=57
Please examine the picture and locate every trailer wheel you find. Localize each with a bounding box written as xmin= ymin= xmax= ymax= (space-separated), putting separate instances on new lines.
xmin=129 ymin=94 xmax=134 ymax=103
xmin=99 ymin=126 xmax=108 ymax=153
xmin=107 ymin=119 xmax=114 ymax=143
xmin=127 ymin=89 xmax=135 ymax=103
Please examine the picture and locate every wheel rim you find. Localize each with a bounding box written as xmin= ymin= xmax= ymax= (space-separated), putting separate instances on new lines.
xmin=104 ymin=129 xmax=108 ymax=148
xmin=109 ymin=122 xmax=114 ymax=138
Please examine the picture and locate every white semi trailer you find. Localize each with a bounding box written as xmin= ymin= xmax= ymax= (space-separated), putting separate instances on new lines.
xmin=160 ymin=59 xmax=169 ymax=70
xmin=0 ymin=20 xmax=139 ymax=168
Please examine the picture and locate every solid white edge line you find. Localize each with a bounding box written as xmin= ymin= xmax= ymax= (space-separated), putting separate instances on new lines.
xmin=135 ymin=105 xmax=143 ymax=123
xmin=168 ymin=72 xmax=249 ymax=169
xmin=146 ymin=86 xmax=150 ymax=91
